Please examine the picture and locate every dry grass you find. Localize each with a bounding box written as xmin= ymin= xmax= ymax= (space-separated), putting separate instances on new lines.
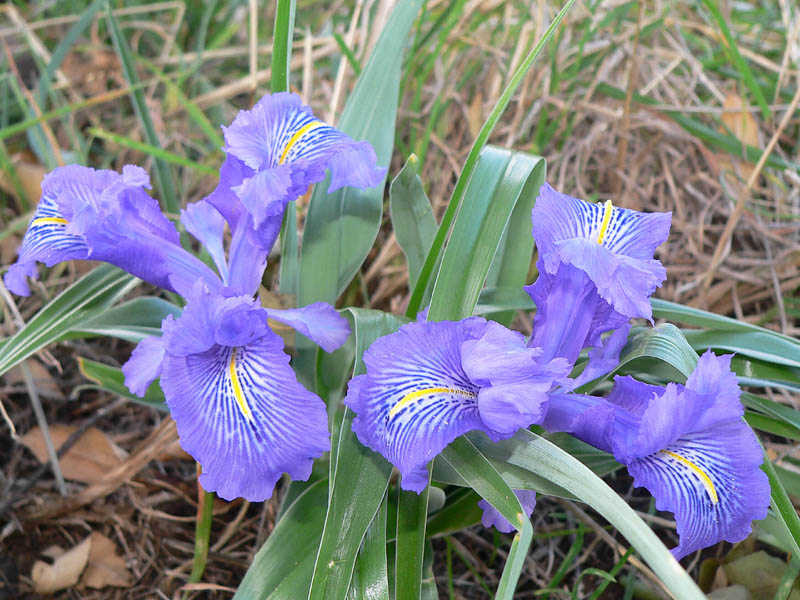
xmin=0 ymin=0 xmax=798 ymax=597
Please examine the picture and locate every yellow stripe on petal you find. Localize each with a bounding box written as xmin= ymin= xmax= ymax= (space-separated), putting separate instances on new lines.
xmin=279 ymin=121 xmax=325 ymax=165
xmin=229 ymin=349 xmax=254 ymax=422
xmin=596 ymin=199 xmax=614 ymax=245
xmin=32 ymin=217 xmax=69 ymax=227
xmin=660 ymin=449 xmax=719 ymax=504
xmin=389 ymin=387 xmax=476 ymax=418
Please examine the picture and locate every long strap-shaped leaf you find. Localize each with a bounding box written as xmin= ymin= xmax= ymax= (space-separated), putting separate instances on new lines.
xmin=406 ymin=0 xmax=576 ymax=317
xmin=472 ymin=431 xmax=706 ymax=599
xmin=308 ymin=309 xmax=404 ymax=599
xmin=106 ymin=4 xmax=178 ymax=214
xmin=233 ymin=478 xmax=329 ymax=599
xmin=0 ymin=264 xmax=138 ymax=377
xmin=298 ymin=0 xmax=422 ymax=306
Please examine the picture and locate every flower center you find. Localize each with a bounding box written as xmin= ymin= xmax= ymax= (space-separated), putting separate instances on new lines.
xmin=32 ymin=217 xmax=69 ymax=227
xmin=659 ymin=449 xmax=719 ymax=504
xmin=596 ymin=199 xmax=614 ymax=245
xmin=229 ymin=348 xmax=254 ymax=422
xmin=390 ymin=387 xmax=477 ymax=418
xmin=279 ymin=121 xmax=325 ymax=165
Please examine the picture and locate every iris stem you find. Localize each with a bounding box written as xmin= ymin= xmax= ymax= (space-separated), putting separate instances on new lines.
xmin=186 ymin=474 xmax=215 ymax=595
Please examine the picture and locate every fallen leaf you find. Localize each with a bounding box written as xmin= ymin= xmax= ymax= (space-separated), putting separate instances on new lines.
xmin=467 ymin=91 xmax=484 ymax=140
xmin=79 ymin=533 xmax=132 ymax=589
xmin=31 ymin=536 xmax=91 ymax=594
xmin=5 ymin=360 xmax=64 ymax=400
xmin=0 ymin=153 xmax=45 ymax=208
xmin=718 ymin=93 xmax=759 ymax=185
xmin=21 ymin=425 xmax=128 ymax=484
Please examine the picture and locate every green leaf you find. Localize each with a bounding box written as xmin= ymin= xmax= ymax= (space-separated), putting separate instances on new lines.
xmin=616 ymin=323 xmax=698 ymax=382
xmin=407 ymin=0 xmax=576 ymax=317
xmin=271 ymin=0 xmax=296 ymax=93
xmin=106 ymin=4 xmax=178 ymax=213
xmin=88 ymin=127 xmax=217 ymax=175
xmin=700 ymin=0 xmax=770 ymax=120
xmin=762 ymin=452 xmax=800 ymax=560
xmin=652 ymin=299 xmax=800 ymax=345
xmin=309 ymin=309 xmax=403 ymax=600
xmin=77 ymin=357 xmax=166 ymax=410
xmin=298 ymin=0 xmax=422 ymax=306
xmin=66 ymin=296 xmax=180 ymax=342
xmin=484 ymin=157 xmax=545 ymax=325
xmin=309 ymin=308 xmax=403 ymax=600
xmin=441 ymin=437 xmax=533 ymax=599
xmin=425 ymin=488 xmax=483 ymax=538
xmin=428 ymin=147 xmax=544 ymax=322
xmin=475 ymin=430 xmax=706 ymax=598
xmin=682 ymin=329 xmax=800 ymax=370
xmin=36 ymin=0 xmax=105 ymax=108
xmin=396 ymin=486 xmax=430 ymax=600
xmin=0 ymin=265 xmax=138 ymax=378
xmin=390 ymin=154 xmax=437 ymax=289
xmin=349 ymin=494 xmax=389 ymax=600
xmin=234 ymin=478 xmax=329 ymax=599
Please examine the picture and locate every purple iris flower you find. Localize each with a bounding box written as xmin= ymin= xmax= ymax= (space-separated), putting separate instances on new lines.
xmin=526 ymin=185 xmax=670 ymax=365
xmin=120 ymin=197 xmax=349 ymax=501
xmin=123 ymin=283 xmax=341 ymax=501
xmin=4 ymin=165 xmax=220 ymax=297
xmin=5 ymin=161 xmax=352 ymax=501
xmin=479 ymin=489 xmax=537 ymax=533
xmin=344 ymin=317 xmax=570 ymax=493
xmin=203 ymin=92 xmax=387 ymax=251
xmin=532 ymin=184 xmax=671 ymax=323
xmin=543 ymin=351 xmax=769 ymax=559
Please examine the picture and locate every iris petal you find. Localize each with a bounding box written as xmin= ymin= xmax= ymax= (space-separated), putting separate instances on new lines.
xmin=479 ymin=489 xmax=537 ymax=533
xmin=628 ymin=421 xmax=769 ymax=559
xmin=345 ymin=318 xmax=568 ymax=493
xmin=162 ymin=324 xmax=329 ymax=502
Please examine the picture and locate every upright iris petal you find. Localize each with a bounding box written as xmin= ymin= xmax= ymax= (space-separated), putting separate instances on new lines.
xmin=532 ymin=184 xmax=671 ymax=322
xmin=344 ymin=318 xmax=570 ymax=492
xmin=542 ymin=351 xmax=769 ymax=559
xmin=205 ymin=92 xmax=387 ymax=251
xmin=4 ymin=164 xmax=221 ymax=297
xmin=123 ymin=284 xmax=331 ymax=501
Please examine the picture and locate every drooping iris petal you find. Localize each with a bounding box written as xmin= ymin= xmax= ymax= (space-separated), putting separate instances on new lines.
xmin=4 ymin=190 xmax=89 ymax=295
xmin=151 ymin=288 xmax=329 ymax=501
xmin=531 ymin=183 xmax=671 ymax=321
xmin=266 ymin=302 xmax=350 ymax=353
xmin=4 ymin=164 xmax=221 ymax=297
xmin=217 ymin=92 xmax=386 ymax=234
xmin=479 ymin=489 xmax=537 ymax=533
xmin=122 ymin=335 xmax=166 ymax=396
xmin=344 ymin=318 xmax=568 ymax=493
xmin=627 ymin=417 xmax=768 ymax=559
xmin=542 ymin=350 xmax=769 ymax=559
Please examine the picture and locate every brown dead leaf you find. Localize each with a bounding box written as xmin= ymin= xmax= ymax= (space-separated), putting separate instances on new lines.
xmin=0 ymin=153 xmax=45 ymax=208
xmin=79 ymin=533 xmax=132 ymax=589
xmin=21 ymin=425 xmax=128 ymax=484
xmin=467 ymin=91 xmax=484 ymax=140
xmin=5 ymin=360 xmax=64 ymax=400
xmin=719 ymin=93 xmax=759 ymax=185
xmin=32 ymin=536 xmax=91 ymax=594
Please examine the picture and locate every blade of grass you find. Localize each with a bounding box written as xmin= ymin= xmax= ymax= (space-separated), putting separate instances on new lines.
xmin=88 ymin=127 xmax=217 ymax=175
xmin=406 ymin=0 xmax=576 ymax=317
xmin=106 ymin=5 xmax=178 ymax=213
xmin=35 ymin=0 xmax=105 ymax=107
xmin=699 ymin=0 xmax=770 ymax=120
